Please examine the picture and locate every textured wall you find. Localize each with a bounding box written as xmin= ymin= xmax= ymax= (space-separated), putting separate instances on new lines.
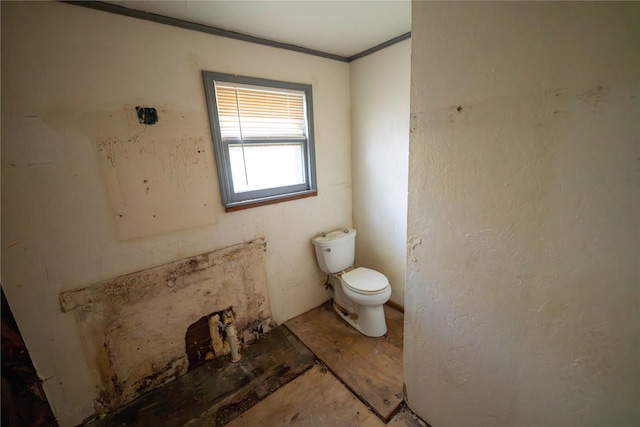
xmin=350 ymin=40 xmax=410 ymax=306
xmin=1 ymin=2 xmax=350 ymax=425
xmin=405 ymin=2 xmax=639 ymax=426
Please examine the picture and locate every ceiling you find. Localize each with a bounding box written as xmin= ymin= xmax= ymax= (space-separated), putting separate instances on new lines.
xmin=102 ymin=1 xmax=412 ymax=59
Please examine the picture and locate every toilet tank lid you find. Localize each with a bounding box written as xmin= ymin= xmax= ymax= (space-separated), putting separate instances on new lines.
xmin=312 ymin=228 xmax=356 ymax=247
xmin=342 ymin=267 xmax=388 ymax=293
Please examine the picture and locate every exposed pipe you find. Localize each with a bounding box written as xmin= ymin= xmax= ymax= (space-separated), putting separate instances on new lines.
xmin=324 ymin=274 xmax=333 ymax=291
xmin=225 ymin=323 xmax=241 ymax=362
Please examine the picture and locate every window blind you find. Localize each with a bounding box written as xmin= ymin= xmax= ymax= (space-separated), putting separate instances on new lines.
xmin=214 ymin=83 xmax=306 ymax=140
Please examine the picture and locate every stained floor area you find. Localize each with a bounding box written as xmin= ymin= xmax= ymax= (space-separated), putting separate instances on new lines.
xmin=90 ymin=302 xmax=427 ymax=426
xmin=286 ymin=302 xmax=404 ymax=420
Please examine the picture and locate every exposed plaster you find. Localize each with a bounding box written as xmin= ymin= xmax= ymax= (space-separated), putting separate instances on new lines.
xmin=59 ymin=239 xmax=271 ymax=413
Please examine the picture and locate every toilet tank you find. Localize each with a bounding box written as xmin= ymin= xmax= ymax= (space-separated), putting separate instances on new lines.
xmin=311 ymin=228 xmax=356 ymax=273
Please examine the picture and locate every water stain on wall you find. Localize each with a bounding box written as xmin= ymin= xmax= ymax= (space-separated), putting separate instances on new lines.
xmin=575 ymin=85 xmax=609 ymax=110
xmin=422 ymin=84 xmax=616 ymax=132
xmin=59 ymin=238 xmax=271 ymax=414
xmin=96 ymin=108 xmax=217 ymax=240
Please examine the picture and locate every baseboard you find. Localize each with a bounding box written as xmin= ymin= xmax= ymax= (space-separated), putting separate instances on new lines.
xmin=385 ymin=300 xmax=404 ymax=313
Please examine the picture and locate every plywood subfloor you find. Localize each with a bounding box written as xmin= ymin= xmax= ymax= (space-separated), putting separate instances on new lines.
xmin=91 ymin=325 xmax=315 ymax=427
xmin=226 ymin=365 xmax=385 ymax=427
xmin=285 ymin=302 xmax=404 ymax=421
xmin=387 ymin=405 xmax=430 ymax=427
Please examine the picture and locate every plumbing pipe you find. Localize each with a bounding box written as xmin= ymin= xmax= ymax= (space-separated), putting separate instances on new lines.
xmin=323 ymin=274 xmax=333 ymax=291
xmin=225 ymin=323 xmax=241 ymax=362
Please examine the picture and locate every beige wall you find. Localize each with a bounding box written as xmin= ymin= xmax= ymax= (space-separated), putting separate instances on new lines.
xmin=1 ymin=2 xmax=351 ymax=425
xmin=350 ymin=40 xmax=410 ymax=306
xmin=405 ymin=2 xmax=639 ymax=426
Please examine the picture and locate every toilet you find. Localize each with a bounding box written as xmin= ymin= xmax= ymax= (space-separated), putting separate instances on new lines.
xmin=312 ymin=228 xmax=391 ymax=337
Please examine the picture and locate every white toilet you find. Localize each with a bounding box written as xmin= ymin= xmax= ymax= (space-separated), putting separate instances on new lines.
xmin=312 ymin=228 xmax=391 ymax=337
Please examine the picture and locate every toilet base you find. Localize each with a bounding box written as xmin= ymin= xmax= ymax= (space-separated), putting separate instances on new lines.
xmin=332 ymin=300 xmax=387 ymax=338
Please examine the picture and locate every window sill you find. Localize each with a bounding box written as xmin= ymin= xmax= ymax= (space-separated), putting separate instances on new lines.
xmin=225 ymin=190 xmax=317 ymax=212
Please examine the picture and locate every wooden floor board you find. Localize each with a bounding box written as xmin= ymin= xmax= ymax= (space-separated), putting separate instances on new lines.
xmin=226 ymin=365 xmax=385 ymax=427
xmin=387 ymin=405 xmax=430 ymax=427
xmin=91 ymin=325 xmax=315 ymax=427
xmin=285 ymin=301 xmax=404 ymax=421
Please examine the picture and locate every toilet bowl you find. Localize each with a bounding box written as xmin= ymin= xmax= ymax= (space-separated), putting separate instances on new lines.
xmin=333 ymin=267 xmax=391 ymax=337
xmin=312 ymin=229 xmax=391 ymax=337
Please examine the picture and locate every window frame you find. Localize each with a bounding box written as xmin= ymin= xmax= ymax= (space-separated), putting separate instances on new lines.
xmin=203 ymin=71 xmax=317 ymax=211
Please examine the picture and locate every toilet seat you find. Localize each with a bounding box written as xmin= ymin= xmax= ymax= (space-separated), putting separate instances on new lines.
xmin=341 ymin=267 xmax=389 ymax=295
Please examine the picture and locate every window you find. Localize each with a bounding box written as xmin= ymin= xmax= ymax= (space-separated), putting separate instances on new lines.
xmin=203 ymin=71 xmax=317 ymax=211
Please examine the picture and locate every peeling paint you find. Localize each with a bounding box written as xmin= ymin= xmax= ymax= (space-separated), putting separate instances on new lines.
xmin=407 ymin=236 xmax=422 ymax=263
